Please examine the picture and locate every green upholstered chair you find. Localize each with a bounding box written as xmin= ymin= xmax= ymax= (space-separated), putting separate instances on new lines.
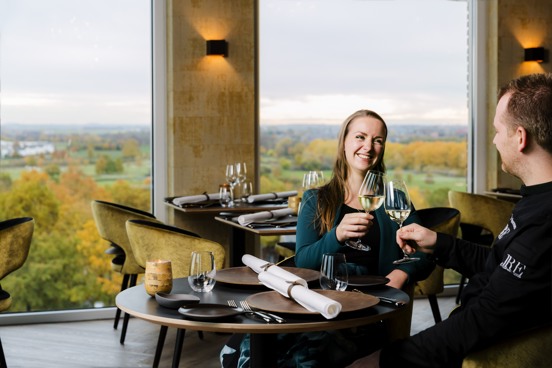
xmin=126 ymin=219 xmax=226 ymax=368
xmin=0 ymin=217 xmax=34 ymax=368
xmin=448 ymin=191 xmax=515 ymax=303
xmin=462 ymin=324 xmax=552 ymax=368
xmin=414 ymin=207 xmax=461 ymax=324
xmin=90 ymin=200 xmax=160 ymax=345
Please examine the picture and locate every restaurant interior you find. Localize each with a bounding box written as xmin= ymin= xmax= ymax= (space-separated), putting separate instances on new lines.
xmin=1 ymin=0 xmax=552 ymax=367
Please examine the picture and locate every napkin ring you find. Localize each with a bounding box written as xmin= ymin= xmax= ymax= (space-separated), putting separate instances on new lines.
xmin=286 ymin=281 xmax=302 ymax=301
xmin=202 ymin=192 xmax=210 ymax=201
xmin=271 ymin=192 xmax=279 ymax=199
xmin=260 ymin=262 xmax=274 ymax=271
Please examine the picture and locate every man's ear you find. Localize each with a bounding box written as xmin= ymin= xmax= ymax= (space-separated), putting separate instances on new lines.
xmin=517 ymin=126 xmax=528 ymax=152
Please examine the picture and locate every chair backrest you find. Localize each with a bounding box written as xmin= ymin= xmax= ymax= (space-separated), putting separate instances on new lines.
xmin=448 ymin=191 xmax=514 ymax=244
xmin=90 ymin=200 xmax=159 ymax=275
xmin=1 ymin=217 xmax=34 ymax=311
xmin=126 ymin=219 xmax=226 ymax=279
xmin=0 ymin=217 xmax=34 ymax=281
xmin=415 ymin=208 xmax=461 ymax=295
xmin=462 ymin=324 xmax=552 ymax=368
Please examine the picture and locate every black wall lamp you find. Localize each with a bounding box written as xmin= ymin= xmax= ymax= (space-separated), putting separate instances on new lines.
xmin=524 ymin=47 xmax=546 ymax=63
xmin=206 ymin=40 xmax=228 ymax=57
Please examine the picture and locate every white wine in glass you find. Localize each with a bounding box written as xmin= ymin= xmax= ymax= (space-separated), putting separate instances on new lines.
xmin=345 ymin=170 xmax=386 ymax=251
xmin=384 ymin=179 xmax=420 ymax=264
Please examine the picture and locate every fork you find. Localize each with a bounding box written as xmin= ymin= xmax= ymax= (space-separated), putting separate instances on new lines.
xmin=240 ymin=300 xmax=285 ymax=324
xmin=227 ymin=300 xmax=272 ymax=323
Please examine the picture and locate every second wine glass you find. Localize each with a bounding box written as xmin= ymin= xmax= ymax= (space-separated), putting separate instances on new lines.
xmin=344 ymin=170 xmax=385 ymax=251
xmin=384 ymin=179 xmax=420 ymax=264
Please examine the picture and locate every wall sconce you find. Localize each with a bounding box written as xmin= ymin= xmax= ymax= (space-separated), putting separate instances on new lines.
xmin=206 ymin=40 xmax=228 ymax=57
xmin=524 ymin=47 xmax=545 ymax=63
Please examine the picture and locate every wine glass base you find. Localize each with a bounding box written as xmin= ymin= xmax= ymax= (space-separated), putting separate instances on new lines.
xmin=344 ymin=240 xmax=371 ymax=252
xmin=392 ymin=257 xmax=420 ymax=265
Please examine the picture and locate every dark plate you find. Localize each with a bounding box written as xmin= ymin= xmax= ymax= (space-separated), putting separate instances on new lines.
xmin=215 ymin=266 xmax=319 ymax=286
xmin=155 ymin=293 xmax=200 ymax=309
xmin=178 ymin=304 xmax=242 ymax=320
xmin=347 ymin=275 xmax=389 ymax=287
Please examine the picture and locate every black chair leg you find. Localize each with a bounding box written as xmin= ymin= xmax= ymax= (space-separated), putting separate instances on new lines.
xmin=120 ymin=274 xmax=138 ymax=345
xmin=456 ymin=275 xmax=466 ymax=305
xmin=1 ymin=337 xmax=7 ymax=368
xmin=114 ymin=273 xmax=130 ymax=330
xmin=153 ymin=325 xmax=168 ymax=368
xmin=427 ymin=294 xmax=442 ymax=323
xmin=172 ymin=329 xmax=186 ymax=368
xmin=197 ymin=331 xmax=203 ymax=340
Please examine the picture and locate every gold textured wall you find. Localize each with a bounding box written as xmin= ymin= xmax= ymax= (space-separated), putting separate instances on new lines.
xmin=165 ymin=0 xmax=257 ymax=261
xmin=487 ymin=0 xmax=552 ymax=189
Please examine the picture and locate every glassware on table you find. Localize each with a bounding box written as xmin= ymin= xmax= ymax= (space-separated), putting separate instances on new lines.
xmin=144 ymin=260 xmax=173 ymax=296
xmin=236 ymin=180 xmax=252 ymax=205
xmin=225 ymin=164 xmax=238 ymax=205
xmin=188 ymin=251 xmax=216 ymax=292
xmin=302 ymin=171 xmax=322 ymax=191
xmin=345 ymin=170 xmax=386 ymax=251
xmin=319 ymin=253 xmax=348 ymax=291
xmin=235 ymin=162 xmax=247 ymax=183
xmin=219 ymin=183 xmax=232 ymax=207
xmin=384 ymin=179 xmax=419 ymax=264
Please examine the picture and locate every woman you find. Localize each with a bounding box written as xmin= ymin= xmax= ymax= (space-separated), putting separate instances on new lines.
xmin=295 ymin=109 xmax=434 ymax=288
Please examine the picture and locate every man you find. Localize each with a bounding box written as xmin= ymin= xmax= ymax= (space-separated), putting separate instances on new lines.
xmin=349 ymin=73 xmax=552 ymax=367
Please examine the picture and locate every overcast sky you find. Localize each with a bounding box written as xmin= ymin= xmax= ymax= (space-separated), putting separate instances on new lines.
xmin=0 ymin=0 xmax=468 ymax=127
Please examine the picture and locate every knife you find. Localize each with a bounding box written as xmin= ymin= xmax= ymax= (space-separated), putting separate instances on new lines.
xmin=377 ymin=296 xmax=407 ymax=308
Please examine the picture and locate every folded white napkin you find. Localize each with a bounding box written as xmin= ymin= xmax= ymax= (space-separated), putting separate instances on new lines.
xmin=258 ymin=272 xmax=342 ymax=319
xmin=172 ymin=192 xmax=220 ymax=206
xmin=237 ymin=208 xmax=295 ymax=226
xmin=246 ymin=191 xmax=298 ymax=203
xmin=241 ymin=254 xmax=307 ymax=287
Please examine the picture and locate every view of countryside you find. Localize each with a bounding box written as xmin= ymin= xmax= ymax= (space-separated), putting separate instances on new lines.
xmin=0 ymin=122 xmax=467 ymax=312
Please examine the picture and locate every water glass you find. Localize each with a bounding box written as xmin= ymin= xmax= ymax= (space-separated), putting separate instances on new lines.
xmin=188 ymin=251 xmax=216 ymax=292
xmin=219 ymin=184 xmax=232 ymax=207
xmin=319 ymin=253 xmax=348 ymax=291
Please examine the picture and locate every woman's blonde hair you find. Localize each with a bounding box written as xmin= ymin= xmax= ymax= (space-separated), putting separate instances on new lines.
xmin=316 ymin=109 xmax=388 ymax=234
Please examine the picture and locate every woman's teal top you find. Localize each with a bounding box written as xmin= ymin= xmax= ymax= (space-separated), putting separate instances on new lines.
xmin=295 ymin=188 xmax=434 ymax=282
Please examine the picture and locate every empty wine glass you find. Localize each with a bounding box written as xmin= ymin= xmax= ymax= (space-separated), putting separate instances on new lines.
xmin=384 ymin=179 xmax=419 ymax=264
xmin=225 ymin=164 xmax=238 ymax=206
xmin=319 ymin=253 xmax=348 ymax=291
xmin=188 ymin=251 xmax=216 ymax=292
xmin=302 ymin=171 xmax=321 ymax=190
xmin=235 ymin=162 xmax=247 ymax=183
xmin=345 ymin=170 xmax=386 ymax=251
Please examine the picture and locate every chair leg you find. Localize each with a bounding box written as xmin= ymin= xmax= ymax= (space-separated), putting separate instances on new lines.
xmin=427 ymin=294 xmax=442 ymax=323
xmin=153 ymin=325 xmax=168 ymax=368
xmin=1 ymin=336 xmax=7 ymax=368
xmin=114 ymin=273 xmax=130 ymax=330
xmin=120 ymin=274 xmax=138 ymax=345
xmin=172 ymin=329 xmax=186 ymax=368
xmin=456 ymin=275 xmax=466 ymax=305
xmin=197 ymin=331 xmax=203 ymax=340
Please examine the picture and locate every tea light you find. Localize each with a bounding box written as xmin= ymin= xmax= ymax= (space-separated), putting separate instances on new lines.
xmin=144 ymin=259 xmax=173 ymax=296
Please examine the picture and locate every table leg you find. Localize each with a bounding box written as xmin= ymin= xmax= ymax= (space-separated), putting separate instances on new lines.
xmin=250 ymin=334 xmax=277 ymax=367
xmin=230 ymin=227 xmax=246 ymax=267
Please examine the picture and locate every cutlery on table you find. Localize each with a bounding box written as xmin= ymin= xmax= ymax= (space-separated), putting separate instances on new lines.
xmin=352 ymin=289 xmax=406 ymax=307
xmin=240 ymin=300 xmax=285 ymax=324
xmin=227 ymin=300 xmax=273 ymax=323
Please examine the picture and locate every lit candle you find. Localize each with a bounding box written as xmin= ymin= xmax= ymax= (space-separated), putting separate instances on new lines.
xmin=144 ymin=259 xmax=173 ymax=296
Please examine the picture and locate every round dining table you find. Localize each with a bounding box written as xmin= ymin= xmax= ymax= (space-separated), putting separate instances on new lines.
xmin=116 ymin=276 xmax=410 ymax=368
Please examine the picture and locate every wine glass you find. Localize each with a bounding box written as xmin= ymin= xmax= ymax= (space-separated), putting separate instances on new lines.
xmin=188 ymin=251 xmax=216 ymax=292
xmin=302 ymin=171 xmax=320 ymax=190
xmin=384 ymin=179 xmax=420 ymax=264
xmin=225 ymin=164 xmax=238 ymax=205
xmin=345 ymin=170 xmax=386 ymax=251
xmin=235 ymin=162 xmax=247 ymax=183
xmin=319 ymin=253 xmax=348 ymax=291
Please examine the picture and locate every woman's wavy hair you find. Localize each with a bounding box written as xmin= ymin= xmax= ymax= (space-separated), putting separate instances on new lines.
xmin=316 ymin=109 xmax=388 ymax=234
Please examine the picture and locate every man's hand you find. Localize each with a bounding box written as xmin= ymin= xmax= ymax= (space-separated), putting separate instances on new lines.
xmin=396 ymin=223 xmax=438 ymax=255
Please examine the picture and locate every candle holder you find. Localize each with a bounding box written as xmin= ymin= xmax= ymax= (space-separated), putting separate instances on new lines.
xmin=144 ymin=260 xmax=173 ymax=296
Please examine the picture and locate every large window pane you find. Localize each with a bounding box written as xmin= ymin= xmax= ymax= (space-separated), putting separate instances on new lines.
xmin=0 ymin=0 xmax=152 ymax=312
xmin=259 ymin=0 xmax=468 ymax=285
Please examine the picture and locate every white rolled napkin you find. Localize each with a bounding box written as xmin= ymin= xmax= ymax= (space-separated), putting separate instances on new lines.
xmin=258 ymin=272 xmax=342 ymax=319
xmin=246 ymin=191 xmax=298 ymax=203
xmin=237 ymin=208 xmax=295 ymax=226
xmin=172 ymin=192 xmax=220 ymax=206
xmin=241 ymin=254 xmax=307 ymax=287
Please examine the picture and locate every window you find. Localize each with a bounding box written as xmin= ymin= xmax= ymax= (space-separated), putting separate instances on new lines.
xmin=0 ymin=0 xmax=152 ymax=313
xmin=259 ymin=0 xmax=469 ymax=285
